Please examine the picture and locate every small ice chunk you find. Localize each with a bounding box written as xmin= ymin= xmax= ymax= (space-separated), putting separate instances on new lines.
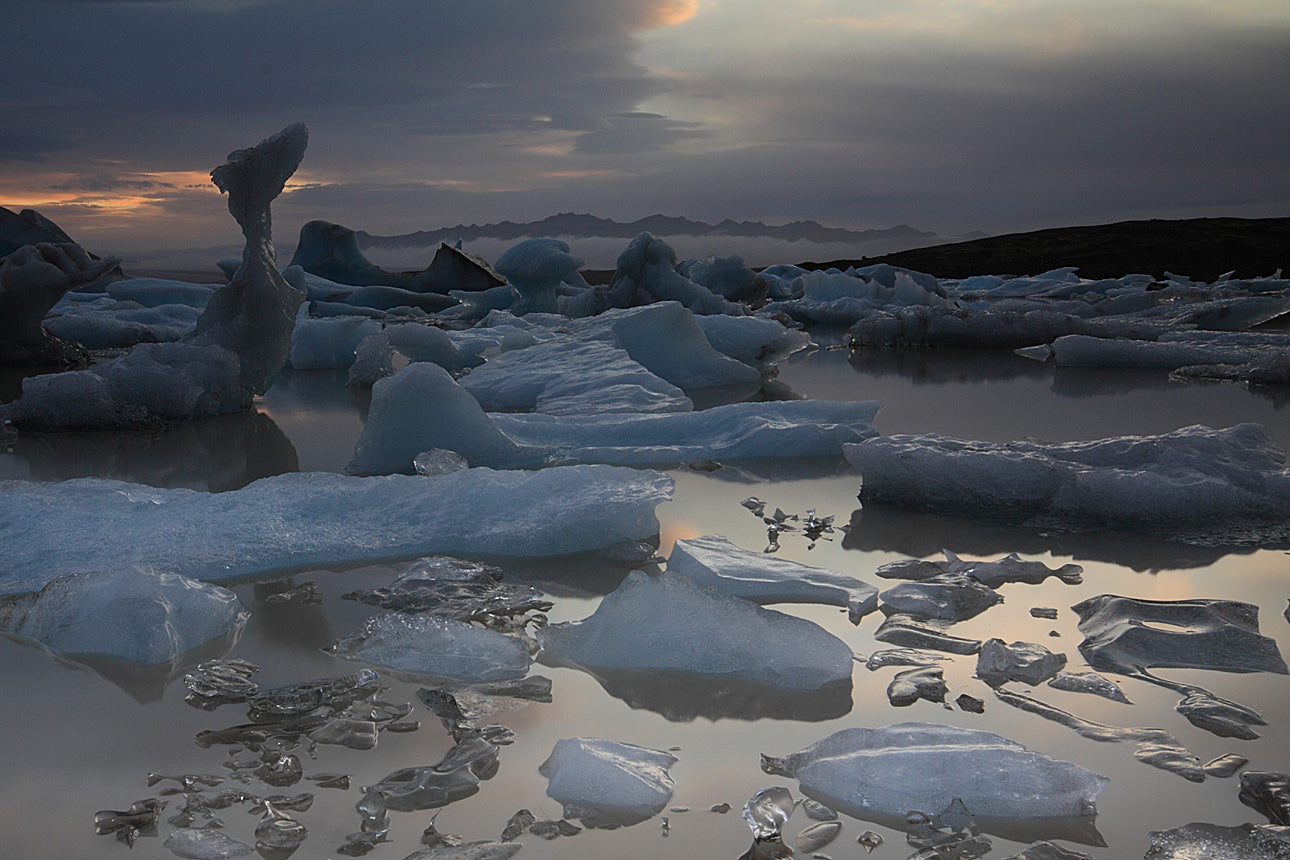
xmin=956 ymin=694 xmax=985 ymax=713
xmin=1203 ymin=754 xmax=1248 ymax=778
xmin=667 ymin=534 xmax=878 ymax=620
xmin=539 ymin=737 xmax=678 ymax=827
xmin=1177 ymin=688 xmax=1266 ymax=739
xmin=1045 ymin=671 xmax=1131 ymax=704
xmin=163 ymin=828 xmax=255 ymax=859
xmin=94 ymin=799 xmax=163 ymax=847
xmin=999 ymin=841 xmax=1094 ymax=859
xmin=742 ymin=787 xmax=794 ymax=840
xmin=887 ymin=665 xmax=948 ymax=707
xmin=762 ymin=722 xmax=1107 ymax=822
xmin=865 ymin=648 xmax=947 ymax=670
xmin=0 ymin=568 xmax=247 ymax=665
xmin=975 ymin=639 xmax=1067 ymax=687
xmin=874 ymin=614 xmax=983 ymax=655
xmin=183 ymin=658 xmax=259 ymax=708
xmin=1240 ymin=771 xmax=1290 ymax=826
xmin=324 ymin=614 xmax=531 ymax=682
xmin=537 ymin=571 xmax=855 ymax=692
xmin=366 ymin=762 xmax=483 ymax=812
xmin=801 ymin=799 xmax=837 ymax=821
xmin=402 ymin=843 xmax=522 ymax=860
xmin=796 ymin=820 xmax=842 ymax=852
xmin=878 ymin=576 xmax=1002 ymax=622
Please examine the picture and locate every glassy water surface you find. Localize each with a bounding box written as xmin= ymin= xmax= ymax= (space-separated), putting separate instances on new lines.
xmin=2 ymin=346 xmax=1288 ymax=859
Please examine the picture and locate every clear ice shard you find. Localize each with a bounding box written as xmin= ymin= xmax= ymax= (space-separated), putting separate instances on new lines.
xmin=762 ymin=723 xmax=1107 ymax=824
xmin=845 ymin=423 xmax=1290 ymax=544
xmin=742 ymin=786 xmax=794 ymax=840
xmin=536 ymin=570 xmax=855 ymax=692
xmin=538 ymin=737 xmax=678 ymax=827
xmin=364 ymin=763 xmax=483 ymax=812
xmin=796 ymin=820 xmax=842 ymax=851
xmin=1073 ymin=594 xmax=1288 ymax=675
xmin=94 ymin=798 xmax=163 ymax=846
xmin=0 ymin=568 xmax=248 ymax=665
xmin=0 ymin=466 xmax=672 ymax=595
xmin=323 ymin=613 xmax=532 ymax=682
xmin=666 ymin=534 xmax=879 ymax=620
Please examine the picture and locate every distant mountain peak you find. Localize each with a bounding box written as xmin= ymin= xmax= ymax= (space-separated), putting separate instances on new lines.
xmin=356 ymin=214 xmax=940 ymax=248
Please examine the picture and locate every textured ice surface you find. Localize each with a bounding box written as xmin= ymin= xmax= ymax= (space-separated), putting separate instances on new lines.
xmin=162 ymin=828 xmax=255 ymax=859
xmin=1145 ymin=822 xmax=1290 ymax=859
xmin=460 ymin=338 xmax=691 ymax=414
xmin=768 ymin=267 xmax=954 ymax=325
xmin=44 ymin=302 xmax=201 ymax=349
xmin=874 ymin=550 xmax=1083 ymax=588
xmin=666 ymin=534 xmax=878 ymax=619
xmin=976 ymin=639 xmax=1068 ymax=686
xmin=107 ymin=277 xmax=216 ymax=309
xmin=600 ymin=233 xmax=745 ymax=315
xmin=350 ymin=360 xmax=879 ymax=473
xmin=693 ymin=313 xmax=811 ymax=367
xmin=1046 ymin=671 xmax=1131 ymax=703
xmin=0 ymin=466 xmax=671 ymax=595
xmin=538 ymin=737 xmax=677 ymax=827
xmin=681 ymin=253 xmax=771 ymax=303
xmin=0 ymin=568 xmax=247 ymax=665
xmin=874 ymin=614 xmax=983 ymax=655
xmin=742 ymin=786 xmax=795 ymax=840
xmin=1241 ymin=771 xmax=1290 ymax=826
xmin=763 ymin=723 xmax=1107 ymax=822
xmin=404 ymin=843 xmax=522 ymax=860
xmin=537 ymin=571 xmax=855 ymax=691
xmin=324 ymin=613 xmax=531 ymax=681
xmin=1073 ymin=594 xmax=1288 ymax=675
xmin=286 ymin=315 xmax=379 ymax=369
xmin=846 ymin=423 xmax=1290 ymax=543
xmin=1000 ymin=840 xmax=1094 ymax=859
xmin=494 ymin=238 xmax=583 ymax=315
xmin=886 ymin=665 xmax=948 ymax=706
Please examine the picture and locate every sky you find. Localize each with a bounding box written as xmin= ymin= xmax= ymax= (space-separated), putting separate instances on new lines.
xmin=3 ymin=0 xmax=1289 ymax=261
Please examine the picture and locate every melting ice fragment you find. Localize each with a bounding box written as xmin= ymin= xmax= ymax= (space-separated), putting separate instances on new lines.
xmin=999 ymin=841 xmax=1095 ymax=859
xmin=183 ymin=658 xmax=259 ymax=709
xmin=1045 ymin=671 xmax=1131 ymax=704
xmin=324 ymin=613 xmax=532 ymax=682
xmin=797 ymin=820 xmax=842 ymax=852
xmin=1241 ymin=771 xmax=1290 ymax=826
xmin=0 ymin=568 xmax=248 ymax=666
xmin=1176 ymin=688 xmax=1267 ymax=739
xmin=538 ymin=738 xmax=677 ymax=828
xmin=1203 ymin=754 xmax=1248 ymax=778
xmin=666 ymin=534 xmax=879 ymax=620
xmin=94 ymin=798 xmax=163 ymax=846
xmin=1073 ymin=594 xmax=1288 ymax=675
xmin=762 ymin=723 xmax=1107 ymax=826
xmin=878 ymin=576 xmax=1002 ymax=622
xmin=742 ymin=786 xmax=795 ymax=840
xmin=1145 ymin=822 xmax=1290 ymax=859
xmin=874 ymin=614 xmax=983 ymax=655
xmin=887 ymin=666 xmax=949 ymax=707
xmin=976 ymin=639 xmax=1067 ymax=687
xmin=536 ymin=571 xmax=855 ymax=692
xmin=162 ymin=828 xmax=255 ymax=859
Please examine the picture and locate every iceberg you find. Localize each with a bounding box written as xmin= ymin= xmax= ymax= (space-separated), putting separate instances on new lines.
xmin=494 ymin=237 xmax=584 ymax=315
xmin=681 ymin=253 xmax=771 ymax=304
xmin=0 ymin=568 xmax=248 ymax=665
xmin=537 ymin=571 xmax=855 ymax=692
xmin=286 ymin=314 xmax=380 ymax=369
xmin=106 ymin=277 xmax=216 ymax=309
xmin=348 ymin=360 xmax=879 ymax=474
xmin=0 ymin=241 xmax=121 ymax=365
xmin=324 ymin=613 xmax=531 ymax=682
xmin=0 ymin=465 xmax=672 ymax=596
xmin=538 ymin=737 xmax=677 ymax=827
xmin=762 ymin=723 xmax=1108 ymax=828
xmin=693 ymin=313 xmax=812 ymax=368
xmin=598 ymin=233 xmax=745 ymax=315
xmin=2 ymin=124 xmax=308 ymax=430
xmin=44 ymin=302 xmax=201 ymax=350
xmin=667 ymin=534 xmax=878 ymax=619
xmin=846 ymin=423 xmax=1290 ymax=543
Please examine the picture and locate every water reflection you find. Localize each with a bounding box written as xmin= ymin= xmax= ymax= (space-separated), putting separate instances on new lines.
xmin=847 ymin=347 xmax=1052 ymax=384
xmin=1 ymin=410 xmax=298 ymax=491
xmin=842 ymin=506 xmax=1264 ymax=572
xmin=541 ymin=666 xmax=854 ymax=723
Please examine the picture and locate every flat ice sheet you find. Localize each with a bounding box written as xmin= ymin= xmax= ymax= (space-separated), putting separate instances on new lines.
xmin=0 ymin=466 xmax=672 ymax=595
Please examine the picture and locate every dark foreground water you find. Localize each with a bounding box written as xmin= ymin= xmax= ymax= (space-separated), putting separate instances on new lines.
xmin=2 ymin=346 xmax=1288 ymax=859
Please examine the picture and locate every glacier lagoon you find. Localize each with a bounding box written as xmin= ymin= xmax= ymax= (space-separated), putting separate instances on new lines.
xmin=2 ymin=343 xmax=1289 ymax=859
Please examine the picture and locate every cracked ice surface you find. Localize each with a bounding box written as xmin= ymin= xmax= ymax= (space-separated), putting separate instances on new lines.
xmin=536 ymin=570 xmax=855 ymax=692
xmin=0 ymin=466 xmax=672 ymax=596
xmin=763 ymin=723 xmax=1108 ymax=825
xmin=846 ymin=423 xmax=1290 ymax=543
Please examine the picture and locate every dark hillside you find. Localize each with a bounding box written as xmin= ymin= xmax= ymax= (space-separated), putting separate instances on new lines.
xmin=803 ymin=217 xmax=1290 ymax=281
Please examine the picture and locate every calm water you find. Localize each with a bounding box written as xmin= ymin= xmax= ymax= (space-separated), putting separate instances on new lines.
xmin=2 ymin=346 xmax=1288 ymax=859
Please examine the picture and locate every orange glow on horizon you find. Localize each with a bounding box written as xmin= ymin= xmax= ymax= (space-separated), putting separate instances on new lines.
xmin=645 ymin=0 xmax=699 ymax=29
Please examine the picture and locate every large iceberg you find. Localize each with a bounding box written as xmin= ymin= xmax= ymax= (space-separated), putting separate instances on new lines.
xmin=2 ymin=124 xmax=308 ymax=429
xmin=666 ymin=534 xmax=878 ymax=619
xmin=845 ymin=423 xmax=1290 ymax=543
xmin=348 ymin=360 xmax=879 ymax=474
xmin=0 ymin=568 xmax=248 ymax=665
xmin=538 ymin=737 xmax=677 ymax=827
xmin=763 ymin=723 xmax=1108 ymax=830
xmin=537 ymin=570 xmax=855 ymax=693
xmin=595 ymin=233 xmax=745 ymax=316
xmin=0 ymin=465 xmax=672 ymax=596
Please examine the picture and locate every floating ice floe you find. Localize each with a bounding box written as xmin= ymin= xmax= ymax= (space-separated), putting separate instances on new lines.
xmin=0 ymin=568 xmax=248 ymax=665
xmin=1073 ymin=594 xmax=1288 ymax=675
xmin=0 ymin=465 xmax=672 ymax=595
xmin=886 ymin=665 xmax=948 ymax=707
xmin=1051 ymin=331 xmax=1290 ymax=369
xmin=873 ymin=613 xmax=983 ymax=655
xmin=286 ymin=314 xmax=380 ymax=369
xmin=976 ymin=639 xmax=1067 ymax=686
xmin=538 ymin=737 xmax=677 ymax=827
xmin=348 ymin=360 xmax=879 ymax=474
xmin=44 ymin=302 xmax=202 ymax=350
xmin=846 ymin=423 xmax=1290 ymax=544
xmin=1000 ymin=840 xmax=1095 ymax=860
xmin=762 ymin=723 xmax=1108 ymax=829
xmin=107 ymin=277 xmax=217 ymax=309
xmin=1145 ymin=822 xmax=1290 ymax=859
xmin=666 ymin=534 xmax=879 ymax=620
xmin=1046 ymin=671 xmax=1131 ymax=704
xmin=878 ymin=575 xmax=1002 ymax=622
xmin=323 ymin=613 xmax=532 ymax=682
xmin=767 ymin=266 xmax=954 ymax=326
xmin=537 ymin=571 xmax=855 ymax=693
xmin=874 ymin=550 xmax=1083 ymax=587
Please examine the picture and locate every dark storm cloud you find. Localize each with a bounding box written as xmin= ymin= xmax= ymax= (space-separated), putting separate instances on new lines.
xmin=573 ymin=111 xmax=711 ymax=154
xmin=0 ymin=128 xmax=81 ymax=163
